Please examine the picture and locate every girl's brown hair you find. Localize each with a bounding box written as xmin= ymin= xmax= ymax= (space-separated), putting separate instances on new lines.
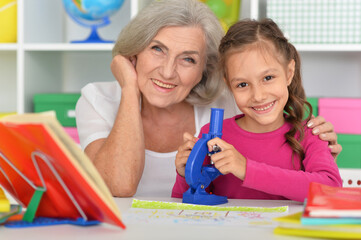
xmin=219 ymin=18 xmax=312 ymax=170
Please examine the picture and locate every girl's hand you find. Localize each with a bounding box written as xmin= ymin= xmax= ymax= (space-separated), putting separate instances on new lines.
xmin=207 ymin=137 xmax=247 ymax=180
xmin=307 ymin=116 xmax=342 ymax=159
xmin=110 ymin=55 xmax=139 ymax=93
xmin=175 ymin=132 xmax=198 ymax=177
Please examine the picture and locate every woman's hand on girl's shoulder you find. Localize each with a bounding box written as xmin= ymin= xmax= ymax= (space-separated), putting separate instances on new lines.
xmin=307 ymin=115 xmax=342 ymax=159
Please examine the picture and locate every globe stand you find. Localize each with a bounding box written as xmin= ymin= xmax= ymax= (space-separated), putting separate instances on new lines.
xmin=71 ymin=25 xmax=113 ymax=43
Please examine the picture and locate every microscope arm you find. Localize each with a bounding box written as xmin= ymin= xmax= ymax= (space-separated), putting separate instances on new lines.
xmin=184 ymin=134 xmax=212 ymax=191
xmin=182 ymin=108 xmax=228 ymax=205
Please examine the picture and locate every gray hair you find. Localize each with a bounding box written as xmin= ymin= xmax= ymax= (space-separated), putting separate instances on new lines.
xmin=112 ymin=0 xmax=225 ymax=105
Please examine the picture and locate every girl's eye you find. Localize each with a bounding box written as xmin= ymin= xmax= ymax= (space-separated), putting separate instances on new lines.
xmin=184 ymin=57 xmax=196 ymax=64
xmin=264 ymin=75 xmax=273 ymax=81
xmin=237 ymin=82 xmax=248 ymax=88
xmin=151 ymin=46 xmax=162 ymax=52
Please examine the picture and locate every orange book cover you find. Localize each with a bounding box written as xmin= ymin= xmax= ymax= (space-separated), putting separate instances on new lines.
xmin=0 ymin=112 xmax=125 ymax=228
xmin=304 ymin=182 xmax=361 ymax=218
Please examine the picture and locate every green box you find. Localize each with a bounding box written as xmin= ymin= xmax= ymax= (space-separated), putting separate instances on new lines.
xmin=306 ymin=97 xmax=318 ymax=117
xmin=336 ymin=134 xmax=361 ymax=168
xmin=33 ymin=93 xmax=81 ymax=127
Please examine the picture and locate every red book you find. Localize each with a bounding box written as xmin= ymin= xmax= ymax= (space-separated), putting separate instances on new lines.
xmin=0 ymin=113 xmax=125 ymax=228
xmin=304 ymin=182 xmax=361 ymax=218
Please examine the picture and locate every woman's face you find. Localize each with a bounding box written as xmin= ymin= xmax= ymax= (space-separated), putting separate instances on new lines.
xmin=136 ymin=26 xmax=206 ymax=108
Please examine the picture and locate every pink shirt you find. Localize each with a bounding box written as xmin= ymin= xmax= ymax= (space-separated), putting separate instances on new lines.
xmin=172 ymin=115 xmax=342 ymax=202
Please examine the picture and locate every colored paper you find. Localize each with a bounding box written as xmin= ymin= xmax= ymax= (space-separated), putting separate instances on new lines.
xmin=131 ymin=199 xmax=288 ymax=212
xmin=124 ymin=199 xmax=288 ymax=226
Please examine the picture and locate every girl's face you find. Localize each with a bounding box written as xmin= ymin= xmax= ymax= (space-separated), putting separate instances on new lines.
xmin=135 ymin=26 xmax=206 ymax=108
xmin=226 ymin=47 xmax=295 ymax=133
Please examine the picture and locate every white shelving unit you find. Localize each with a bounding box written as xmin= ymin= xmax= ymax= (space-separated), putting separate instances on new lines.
xmin=250 ymin=0 xmax=361 ymax=99
xmin=1 ymin=0 xmax=361 ymax=115
xmin=0 ymin=0 xmax=139 ymax=114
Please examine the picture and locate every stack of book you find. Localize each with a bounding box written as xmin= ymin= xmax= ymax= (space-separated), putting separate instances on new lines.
xmin=274 ymin=182 xmax=361 ymax=239
xmin=0 ymin=187 xmax=21 ymax=224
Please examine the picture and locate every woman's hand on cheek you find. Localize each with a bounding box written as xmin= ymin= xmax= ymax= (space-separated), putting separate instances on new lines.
xmin=175 ymin=132 xmax=198 ymax=177
xmin=307 ymin=115 xmax=342 ymax=159
xmin=111 ymin=55 xmax=139 ymax=92
xmin=207 ymin=138 xmax=247 ymax=180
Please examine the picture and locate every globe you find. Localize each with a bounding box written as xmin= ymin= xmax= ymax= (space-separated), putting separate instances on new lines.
xmin=62 ymin=0 xmax=125 ymax=43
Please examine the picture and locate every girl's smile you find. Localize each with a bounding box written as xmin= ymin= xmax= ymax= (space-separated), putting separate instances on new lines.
xmin=251 ymin=100 xmax=276 ymax=113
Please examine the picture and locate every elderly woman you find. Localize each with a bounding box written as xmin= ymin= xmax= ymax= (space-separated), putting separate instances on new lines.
xmin=75 ymin=0 xmax=341 ymax=197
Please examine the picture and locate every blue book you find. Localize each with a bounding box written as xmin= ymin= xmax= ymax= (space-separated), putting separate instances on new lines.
xmin=302 ymin=216 xmax=361 ymax=225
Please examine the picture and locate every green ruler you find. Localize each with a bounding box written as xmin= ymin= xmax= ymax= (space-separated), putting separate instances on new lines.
xmin=131 ymin=199 xmax=288 ymax=213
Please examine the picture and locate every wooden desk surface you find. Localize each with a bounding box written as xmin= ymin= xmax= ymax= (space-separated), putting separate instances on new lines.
xmin=1 ymin=197 xmax=324 ymax=240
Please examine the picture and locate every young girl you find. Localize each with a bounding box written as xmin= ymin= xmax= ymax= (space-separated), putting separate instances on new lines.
xmin=172 ymin=18 xmax=342 ymax=202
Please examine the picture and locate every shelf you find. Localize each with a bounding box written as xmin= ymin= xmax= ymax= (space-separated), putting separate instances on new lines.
xmin=4 ymin=43 xmax=359 ymax=53
xmin=296 ymin=44 xmax=361 ymax=52
xmin=14 ymin=43 xmax=361 ymax=53
xmin=23 ymin=43 xmax=114 ymax=52
xmin=0 ymin=43 xmax=18 ymax=51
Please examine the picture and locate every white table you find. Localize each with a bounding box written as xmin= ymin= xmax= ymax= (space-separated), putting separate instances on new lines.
xmin=1 ymin=197 xmax=324 ymax=240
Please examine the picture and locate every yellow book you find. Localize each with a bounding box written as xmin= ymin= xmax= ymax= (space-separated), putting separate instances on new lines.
xmin=274 ymin=212 xmax=361 ymax=239
xmin=0 ymin=187 xmax=10 ymax=212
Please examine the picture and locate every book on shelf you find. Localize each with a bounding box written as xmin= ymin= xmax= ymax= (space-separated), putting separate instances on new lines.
xmin=0 ymin=112 xmax=125 ymax=228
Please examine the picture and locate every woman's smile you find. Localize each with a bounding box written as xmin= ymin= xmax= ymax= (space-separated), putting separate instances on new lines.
xmin=151 ymin=78 xmax=177 ymax=90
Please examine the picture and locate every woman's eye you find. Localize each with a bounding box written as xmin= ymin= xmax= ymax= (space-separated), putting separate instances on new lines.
xmin=237 ymin=82 xmax=248 ymax=88
xmin=264 ymin=75 xmax=273 ymax=81
xmin=184 ymin=57 xmax=196 ymax=64
xmin=151 ymin=46 xmax=162 ymax=52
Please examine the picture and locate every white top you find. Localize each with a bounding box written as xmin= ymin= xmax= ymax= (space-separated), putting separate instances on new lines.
xmin=75 ymin=81 xmax=240 ymax=197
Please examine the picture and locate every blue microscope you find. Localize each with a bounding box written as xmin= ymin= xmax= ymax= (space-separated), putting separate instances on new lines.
xmin=182 ymin=108 xmax=228 ymax=205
